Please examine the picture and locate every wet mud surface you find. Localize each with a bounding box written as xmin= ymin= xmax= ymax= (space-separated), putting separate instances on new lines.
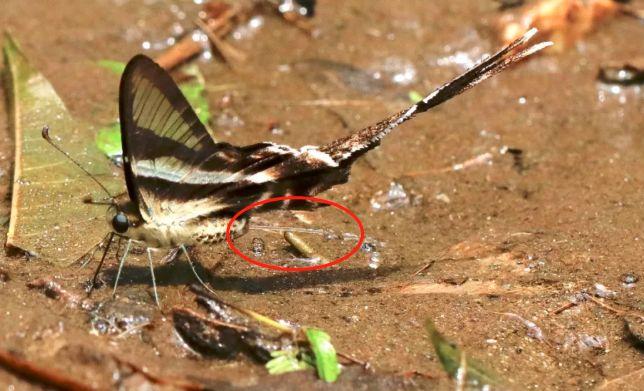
xmin=0 ymin=0 xmax=643 ymax=389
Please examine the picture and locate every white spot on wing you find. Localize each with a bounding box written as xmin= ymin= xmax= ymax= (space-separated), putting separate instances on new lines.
xmin=300 ymin=146 xmax=338 ymax=167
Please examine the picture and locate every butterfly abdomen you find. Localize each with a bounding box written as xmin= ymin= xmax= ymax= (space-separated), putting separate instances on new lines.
xmin=124 ymin=215 xmax=248 ymax=248
xmin=194 ymin=216 xmax=249 ymax=244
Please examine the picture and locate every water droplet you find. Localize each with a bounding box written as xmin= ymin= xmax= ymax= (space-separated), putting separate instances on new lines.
xmin=361 ymin=242 xmax=377 ymax=253
xmin=368 ymin=252 xmax=380 ymax=269
xmin=251 ymin=238 xmax=265 ymax=257
xmin=370 ymin=182 xmax=409 ymax=211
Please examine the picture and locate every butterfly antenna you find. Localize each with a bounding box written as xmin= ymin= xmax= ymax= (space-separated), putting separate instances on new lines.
xmin=41 ymin=125 xmax=114 ymax=199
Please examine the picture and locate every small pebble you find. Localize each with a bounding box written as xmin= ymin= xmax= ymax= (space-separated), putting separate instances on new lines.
xmin=594 ymin=283 xmax=617 ymax=299
xmin=370 ymin=182 xmax=409 ymax=211
xmin=435 ymin=193 xmax=451 ymax=204
xmin=578 ymin=334 xmax=608 ymax=353
xmin=621 ymin=272 xmax=639 ymax=285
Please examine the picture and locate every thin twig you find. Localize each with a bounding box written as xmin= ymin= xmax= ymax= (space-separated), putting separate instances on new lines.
xmin=0 ymin=348 xmax=94 ymax=391
xmin=111 ymin=355 xmax=204 ymax=391
xmin=398 ymin=370 xmax=437 ymax=380
xmin=412 ymin=260 xmax=436 ymax=276
xmin=195 ymin=18 xmax=247 ymax=64
xmin=173 ymin=307 xmax=250 ymax=333
xmin=337 ymin=351 xmax=370 ymax=369
xmin=585 ymin=294 xmax=644 ymax=320
xmin=552 ymin=301 xmax=579 ymax=315
xmin=155 ymin=5 xmax=243 ymax=70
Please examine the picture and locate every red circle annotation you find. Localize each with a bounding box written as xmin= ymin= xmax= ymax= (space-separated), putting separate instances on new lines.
xmin=225 ymin=195 xmax=365 ymax=272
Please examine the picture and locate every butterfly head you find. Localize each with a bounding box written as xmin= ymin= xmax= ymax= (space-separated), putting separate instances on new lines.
xmin=106 ymin=195 xmax=145 ymax=236
xmin=111 ymin=212 xmax=129 ymax=233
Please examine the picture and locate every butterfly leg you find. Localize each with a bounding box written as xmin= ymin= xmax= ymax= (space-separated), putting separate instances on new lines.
xmin=112 ymin=239 xmax=132 ymax=297
xmin=76 ymin=238 xmax=103 ymax=269
xmin=73 ymin=231 xmax=112 ymax=269
xmin=180 ymin=244 xmax=218 ymax=297
xmin=88 ymin=232 xmax=115 ymax=297
xmin=146 ymin=248 xmax=161 ymax=308
xmin=114 ymin=235 xmax=123 ymax=265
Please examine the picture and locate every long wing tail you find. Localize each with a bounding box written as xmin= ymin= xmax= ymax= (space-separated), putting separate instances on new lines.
xmin=320 ymin=28 xmax=552 ymax=163
xmin=191 ymin=29 xmax=551 ymax=215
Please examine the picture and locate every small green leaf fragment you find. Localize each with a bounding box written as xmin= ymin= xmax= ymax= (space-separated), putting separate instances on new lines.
xmin=178 ymin=63 xmax=211 ymax=126
xmin=93 ymin=61 xmax=213 ymax=160
xmin=97 ymin=60 xmax=126 ymax=75
xmin=408 ymin=90 xmax=424 ymax=103
xmin=426 ymin=320 xmax=499 ymax=389
xmin=266 ymin=350 xmax=312 ymax=375
xmin=305 ymin=328 xmax=341 ymax=383
xmin=95 ymin=122 xmax=122 ymax=157
xmin=179 ymin=81 xmax=210 ymax=125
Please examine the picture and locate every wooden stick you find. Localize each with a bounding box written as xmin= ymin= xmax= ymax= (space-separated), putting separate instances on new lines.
xmin=155 ymin=4 xmax=242 ymax=70
xmin=0 ymin=348 xmax=94 ymax=391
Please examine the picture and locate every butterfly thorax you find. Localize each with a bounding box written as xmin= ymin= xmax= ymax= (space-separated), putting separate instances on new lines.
xmin=108 ymin=195 xmax=248 ymax=249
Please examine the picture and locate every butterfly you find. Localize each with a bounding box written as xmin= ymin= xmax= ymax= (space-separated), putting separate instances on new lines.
xmin=61 ymin=28 xmax=549 ymax=306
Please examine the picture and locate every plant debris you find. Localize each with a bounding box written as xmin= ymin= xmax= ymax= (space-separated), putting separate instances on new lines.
xmin=497 ymin=0 xmax=630 ymax=49
xmin=501 ymin=312 xmax=545 ymax=341
xmin=284 ymin=231 xmax=328 ymax=264
xmin=305 ymin=328 xmax=341 ymax=382
xmin=2 ymin=33 xmax=121 ymax=264
xmin=0 ymin=348 xmax=94 ymax=391
xmin=173 ymin=285 xmax=342 ymax=382
xmin=426 ymin=320 xmax=500 ymax=389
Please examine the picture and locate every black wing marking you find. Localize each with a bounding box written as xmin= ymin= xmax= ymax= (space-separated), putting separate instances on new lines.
xmin=118 ymin=30 xmax=549 ymax=223
xmin=119 ymin=56 xmax=344 ymax=223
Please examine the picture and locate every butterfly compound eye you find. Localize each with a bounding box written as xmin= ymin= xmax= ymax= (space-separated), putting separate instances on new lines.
xmin=112 ymin=213 xmax=129 ymax=233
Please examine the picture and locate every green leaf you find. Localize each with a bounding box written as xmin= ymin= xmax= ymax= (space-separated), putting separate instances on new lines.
xmin=426 ymin=320 xmax=499 ymax=389
xmin=178 ymin=64 xmax=211 ymax=126
xmin=97 ymin=59 xmax=126 ymax=75
xmin=265 ymin=350 xmax=312 ymax=375
xmin=3 ymin=33 xmax=121 ymax=264
xmin=408 ymin=90 xmax=423 ymax=103
xmin=305 ymin=328 xmax=341 ymax=383
xmin=95 ymin=122 xmax=122 ymax=158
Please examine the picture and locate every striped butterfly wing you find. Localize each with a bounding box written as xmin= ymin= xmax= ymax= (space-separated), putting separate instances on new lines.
xmin=119 ymin=55 xmax=349 ymax=225
xmin=119 ymin=30 xmax=546 ymax=224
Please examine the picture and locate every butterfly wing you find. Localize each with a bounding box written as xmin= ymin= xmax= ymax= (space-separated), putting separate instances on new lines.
xmin=120 ymin=30 xmax=547 ymax=224
xmin=119 ymin=55 xmax=346 ymax=224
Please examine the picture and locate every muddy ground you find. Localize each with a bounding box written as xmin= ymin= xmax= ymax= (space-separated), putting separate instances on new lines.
xmin=0 ymin=0 xmax=642 ymax=389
